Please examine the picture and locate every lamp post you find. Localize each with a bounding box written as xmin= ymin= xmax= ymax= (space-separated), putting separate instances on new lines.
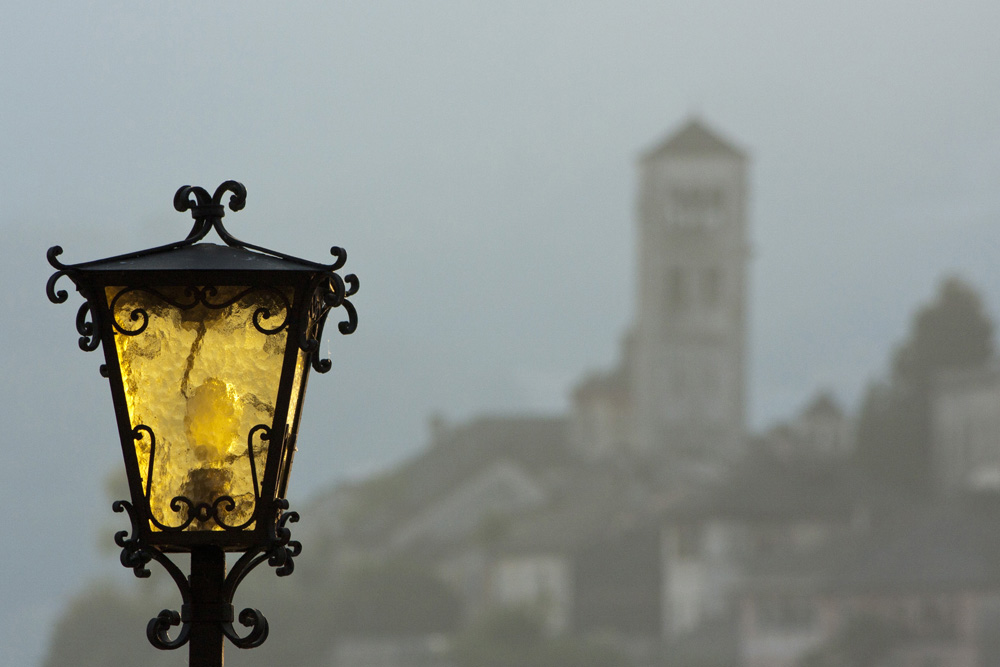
xmin=46 ymin=182 xmax=358 ymax=666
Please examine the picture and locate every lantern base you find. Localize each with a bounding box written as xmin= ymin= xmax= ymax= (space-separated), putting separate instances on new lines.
xmin=112 ymin=499 xmax=300 ymax=654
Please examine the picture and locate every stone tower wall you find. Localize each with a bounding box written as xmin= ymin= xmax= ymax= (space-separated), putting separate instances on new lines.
xmin=630 ymin=125 xmax=749 ymax=465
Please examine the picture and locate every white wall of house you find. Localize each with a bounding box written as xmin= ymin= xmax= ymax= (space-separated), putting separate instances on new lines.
xmin=738 ymin=593 xmax=827 ymax=667
xmin=933 ymin=365 xmax=1000 ymax=494
xmin=570 ymin=384 xmax=632 ymax=460
xmin=489 ymin=554 xmax=573 ymax=634
xmin=631 ymin=127 xmax=749 ymax=466
xmin=661 ymin=520 xmax=742 ymax=637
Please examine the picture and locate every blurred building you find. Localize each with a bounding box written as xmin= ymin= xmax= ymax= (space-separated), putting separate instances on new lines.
xmin=755 ymin=391 xmax=855 ymax=461
xmin=42 ymin=121 xmax=1000 ymax=667
xmin=737 ymin=498 xmax=1000 ymax=667
xmin=933 ymin=364 xmax=1000 ymax=495
xmin=572 ymin=119 xmax=750 ymax=475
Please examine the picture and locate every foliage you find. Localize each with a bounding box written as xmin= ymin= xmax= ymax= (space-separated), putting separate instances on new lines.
xmin=450 ymin=606 xmax=631 ymax=667
xmin=855 ymin=276 xmax=994 ymax=493
xmin=338 ymin=467 xmax=407 ymax=530
xmin=42 ymin=582 xmax=177 ymax=667
xmin=43 ymin=552 xmax=337 ymax=666
xmin=891 ymin=277 xmax=993 ymax=388
xmin=329 ymin=558 xmax=462 ymax=636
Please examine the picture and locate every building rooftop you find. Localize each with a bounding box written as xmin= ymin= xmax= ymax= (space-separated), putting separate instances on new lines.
xmin=665 ymin=455 xmax=873 ymax=522
xmin=643 ymin=117 xmax=747 ymax=161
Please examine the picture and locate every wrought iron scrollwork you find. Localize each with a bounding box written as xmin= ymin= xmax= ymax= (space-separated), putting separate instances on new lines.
xmin=340 ymin=273 xmax=360 ymax=335
xmin=113 ymin=497 xmax=302 ymax=651
xmin=113 ymin=500 xmax=153 ymax=578
xmin=113 ymin=500 xmax=194 ymax=650
xmin=48 ymin=246 xmax=104 ymax=354
xmin=217 ymin=501 xmax=301 ymax=648
xmin=223 ymin=607 xmax=269 ymax=648
xmin=132 ymin=425 xmax=156 ymax=500
xmin=298 ymin=250 xmax=359 ymax=373
xmin=74 ymin=301 xmax=101 ymax=351
xmin=269 ymin=504 xmax=302 ymax=576
xmin=148 ymin=609 xmax=189 ymax=651
xmin=48 ymin=182 xmax=359 ymax=377
xmin=107 ymin=285 xmax=291 ymax=337
xmin=134 ymin=423 xmax=273 ymax=532
xmin=46 ymin=248 xmax=70 ymax=304
xmin=159 ymin=495 xmax=237 ymax=532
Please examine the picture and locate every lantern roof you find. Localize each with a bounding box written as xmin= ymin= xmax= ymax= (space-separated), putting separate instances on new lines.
xmin=47 ymin=180 xmax=358 ymax=358
xmin=48 ymin=181 xmax=351 ymax=288
xmin=70 ymin=242 xmax=327 ymax=275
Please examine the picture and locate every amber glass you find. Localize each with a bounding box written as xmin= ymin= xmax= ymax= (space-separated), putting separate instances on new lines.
xmin=275 ymin=347 xmax=308 ymax=496
xmin=107 ymin=285 xmax=292 ymax=532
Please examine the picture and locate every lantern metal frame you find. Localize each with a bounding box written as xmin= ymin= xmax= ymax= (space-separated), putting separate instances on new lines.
xmin=46 ymin=182 xmax=358 ymax=660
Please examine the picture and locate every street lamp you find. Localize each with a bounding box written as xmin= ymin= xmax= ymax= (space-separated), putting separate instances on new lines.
xmin=46 ymin=181 xmax=358 ymax=666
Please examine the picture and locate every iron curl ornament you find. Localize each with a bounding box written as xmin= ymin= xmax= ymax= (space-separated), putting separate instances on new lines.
xmin=47 ymin=182 xmax=358 ymax=662
xmin=113 ymin=498 xmax=302 ymax=651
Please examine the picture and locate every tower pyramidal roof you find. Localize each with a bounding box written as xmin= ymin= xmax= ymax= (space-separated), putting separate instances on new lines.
xmin=643 ymin=117 xmax=746 ymax=160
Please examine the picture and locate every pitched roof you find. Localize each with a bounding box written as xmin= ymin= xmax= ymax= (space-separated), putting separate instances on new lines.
xmin=332 ymin=415 xmax=572 ymax=547
xmin=643 ymin=117 xmax=747 ymax=161
xmin=493 ymin=463 xmax=653 ymax=554
xmin=665 ymin=456 xmax=873 ymax=522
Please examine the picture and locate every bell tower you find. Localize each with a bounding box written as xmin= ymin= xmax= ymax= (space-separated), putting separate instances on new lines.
xmin=629 ymin=118 xmax=749 ymax=467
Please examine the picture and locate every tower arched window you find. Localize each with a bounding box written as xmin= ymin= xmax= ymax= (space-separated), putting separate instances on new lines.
xmin=672 ymin=186 xmax=725 ymax=228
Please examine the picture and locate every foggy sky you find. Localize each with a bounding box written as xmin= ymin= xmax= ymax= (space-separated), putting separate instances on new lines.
xmin=3 ymin=2 xmax=1000 ymax=663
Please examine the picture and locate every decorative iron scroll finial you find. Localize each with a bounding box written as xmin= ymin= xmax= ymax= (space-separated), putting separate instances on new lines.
xmin=47 ymin=181 xmax=359 ymax=374
xmin=173 ymin=181 xmax=248 ymax=243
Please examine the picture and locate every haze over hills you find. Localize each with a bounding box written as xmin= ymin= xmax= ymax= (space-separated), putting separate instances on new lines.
xmin=4 ymin=2 xmax=1000 ymax=664
xmin=38 ymin=119 xmax=1000 ymax=667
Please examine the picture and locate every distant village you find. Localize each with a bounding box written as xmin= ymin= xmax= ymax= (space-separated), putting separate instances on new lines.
xmin=45 ymin=119 xmax=1000 ymax=667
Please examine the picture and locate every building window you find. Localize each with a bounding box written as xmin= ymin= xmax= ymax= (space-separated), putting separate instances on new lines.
xmin=671 ymin=186 xmax=725 ymax=228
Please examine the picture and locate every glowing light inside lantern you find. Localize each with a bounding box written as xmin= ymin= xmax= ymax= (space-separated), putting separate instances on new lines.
xmin=108 ymin=286 xmax=290 ymax=531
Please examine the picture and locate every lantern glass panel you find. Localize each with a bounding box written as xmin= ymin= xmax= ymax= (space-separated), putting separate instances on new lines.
xmin=276 ymin=348 xmax=309 ymax=494
xmin=107 ymin=285 xmax=293 ymax=532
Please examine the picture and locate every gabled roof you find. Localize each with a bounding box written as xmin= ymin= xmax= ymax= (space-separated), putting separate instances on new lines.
xmin=643 ymin=117 xmax=747 ymax=161
xmin=664 ymin=455 xmax=876 ymax=522
xmin=332 ymin=415 xmax=573 ymax=548
xmin=493 ymin=463 xmax=653 ymax=554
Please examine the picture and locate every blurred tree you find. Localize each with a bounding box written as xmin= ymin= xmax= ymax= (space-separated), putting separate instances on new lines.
xmin=855 ymin=276 xmax=994 ymax=493
xmin=42 ymin=567 xmax=332 ymax=667
xmin=328 ymin=559 xmax=461 ymax=636
xmin=42 ymin=583 xmax=176 ymax=667
xmin=891 ymin=277 xmax=994 ymax=388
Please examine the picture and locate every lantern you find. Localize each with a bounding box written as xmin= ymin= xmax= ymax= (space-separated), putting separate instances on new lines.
xmin=47 ymin=182 xmax=358 ymax=663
